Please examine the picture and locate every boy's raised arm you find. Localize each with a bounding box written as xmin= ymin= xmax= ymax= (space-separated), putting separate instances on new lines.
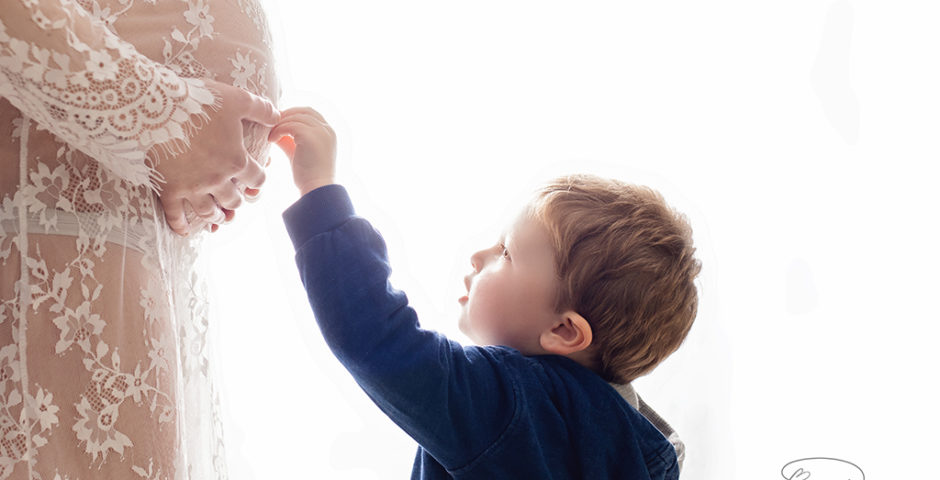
xmin=275 ymin=110 xmax=518 ymax=471
xmin=283 ymin=186 xmax=518 ymax=471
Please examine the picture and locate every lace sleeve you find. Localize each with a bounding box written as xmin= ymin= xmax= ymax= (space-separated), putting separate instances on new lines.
xmin=0 ymin=0 xmax=219 ymax=189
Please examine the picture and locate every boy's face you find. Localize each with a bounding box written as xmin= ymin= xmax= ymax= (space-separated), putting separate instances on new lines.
xmin=458 ymin=209 xmax=560 ymax=354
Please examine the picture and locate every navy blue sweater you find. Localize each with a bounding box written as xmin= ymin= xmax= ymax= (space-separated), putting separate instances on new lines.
xmin=283 ymin=185 xmax=680 ymax=479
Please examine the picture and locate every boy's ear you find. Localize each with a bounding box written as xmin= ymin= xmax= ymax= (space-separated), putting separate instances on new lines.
xmin=539 ymin=311 xmax=593 ymax=356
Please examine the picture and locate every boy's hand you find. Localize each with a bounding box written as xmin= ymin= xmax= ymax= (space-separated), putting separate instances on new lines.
xmin=269 ymin=107 xmax=337 ymax=196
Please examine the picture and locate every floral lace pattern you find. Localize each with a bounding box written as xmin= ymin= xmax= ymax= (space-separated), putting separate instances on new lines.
xmin=0 ymin=0 xmax=217 ymax=189
xmin=0 ymin=0 xmax=278 ymax=478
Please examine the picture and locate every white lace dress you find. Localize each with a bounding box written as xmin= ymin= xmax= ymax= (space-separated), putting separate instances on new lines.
xmin=0 ymin=1 xmax=278 ymax=478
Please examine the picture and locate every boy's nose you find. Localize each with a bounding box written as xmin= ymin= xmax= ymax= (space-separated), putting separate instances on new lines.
xmin=469 ymin=250 xmax=485 ymax=273
xmin=465 ymin=252 xmax=484 ymax=292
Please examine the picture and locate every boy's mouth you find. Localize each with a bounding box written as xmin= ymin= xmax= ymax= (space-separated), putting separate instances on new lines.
xmin=458 ymin=295 xmax=469 ymax=305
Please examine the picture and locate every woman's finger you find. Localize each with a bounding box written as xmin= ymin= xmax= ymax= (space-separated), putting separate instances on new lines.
xmin=189 ymin=195 xmax=225 ymax=224
xmin=213 ymin=180 xmax=244 ymax=211
xmin=162 ymin=198 xmax=191 ymax=236
xmin=235 ymin=153 xmax=267 ymax=189
xmin=235 ymin=87 xmax=280 ymax=126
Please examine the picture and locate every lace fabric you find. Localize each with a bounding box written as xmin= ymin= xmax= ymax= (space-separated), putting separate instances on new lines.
xmin=0 ymin=1 xmax=279 ymax=478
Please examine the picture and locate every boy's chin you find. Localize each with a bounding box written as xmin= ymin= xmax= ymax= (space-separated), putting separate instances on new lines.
xmin=457 ymin=321 xmax=484 ymax=345
xmin=456 ymin=319 xmax=472 ymax=339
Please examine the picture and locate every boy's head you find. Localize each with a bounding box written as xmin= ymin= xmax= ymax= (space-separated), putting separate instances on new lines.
xmin=458 ymin=174 xmax=701 ymax=384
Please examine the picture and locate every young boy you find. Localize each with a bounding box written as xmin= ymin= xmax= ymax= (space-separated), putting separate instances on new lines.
xmin=272 ymin=107 xmax=700 ymax=479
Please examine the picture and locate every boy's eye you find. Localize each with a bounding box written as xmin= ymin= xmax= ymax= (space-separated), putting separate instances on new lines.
xmin=499 ymin=243 xmax=511 ymax=261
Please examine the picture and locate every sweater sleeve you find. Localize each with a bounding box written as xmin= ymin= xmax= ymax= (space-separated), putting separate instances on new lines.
xmin=0 ymin=0 xmax=218 ymax=189
xmin=283 ymin=185 xmax=518 ymax=470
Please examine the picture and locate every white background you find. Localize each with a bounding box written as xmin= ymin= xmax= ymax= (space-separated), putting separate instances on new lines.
xmin=206 ymin=1 xmax=939 ymax=478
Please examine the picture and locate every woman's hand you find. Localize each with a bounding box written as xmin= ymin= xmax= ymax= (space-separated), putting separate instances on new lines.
xmin=154 ymin=79 xmax=279 ymax=235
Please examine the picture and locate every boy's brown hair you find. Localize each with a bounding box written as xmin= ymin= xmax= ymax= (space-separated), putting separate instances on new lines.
xmin=530 ymin=174 xmax=701 ymax=384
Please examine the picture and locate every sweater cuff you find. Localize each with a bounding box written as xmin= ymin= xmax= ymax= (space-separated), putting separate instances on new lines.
xmin=282 ymin=184 xmax=355 ymax=251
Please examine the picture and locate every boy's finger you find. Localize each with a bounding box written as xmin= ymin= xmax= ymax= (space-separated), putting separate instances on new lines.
xmin=279 ymin=106 xmax=322 ymax=119
xmin=276 ymin=108 xmax=328 ymax=128
xmin=274 ymin=135 xmax=296 ymax=157
xmin=268 ymin=125 xmax=282 ymax=142
xmin=277 ymin=106 xmax=308 ymax=117
xmin=268 ymin=122 xmax=295 ymax=142
xmin=270 ymin=120 xmax=321 ymax=142
xmin=306 ymin=109 xmax=327 ymax=123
